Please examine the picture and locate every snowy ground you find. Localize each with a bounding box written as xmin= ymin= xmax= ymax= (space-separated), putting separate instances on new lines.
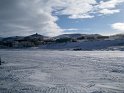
xmin=0 ymin=50 xmax=124 ymax=93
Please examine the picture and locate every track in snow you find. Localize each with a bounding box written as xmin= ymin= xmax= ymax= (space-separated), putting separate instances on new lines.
xmin=0 ymin=50 xmax=124 ymax=93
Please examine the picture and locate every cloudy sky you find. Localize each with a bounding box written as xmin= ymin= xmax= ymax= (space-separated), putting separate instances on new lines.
xmin=0 ymin=0 xmax=124 ymax=37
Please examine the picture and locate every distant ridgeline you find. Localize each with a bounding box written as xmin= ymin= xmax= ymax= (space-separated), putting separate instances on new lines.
xmin=0 ymin=33 xmax=124 ymax=49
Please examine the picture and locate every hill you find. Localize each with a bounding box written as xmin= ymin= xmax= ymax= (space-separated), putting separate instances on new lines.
xmin=1 ymin=33 xmax=124 ymax=50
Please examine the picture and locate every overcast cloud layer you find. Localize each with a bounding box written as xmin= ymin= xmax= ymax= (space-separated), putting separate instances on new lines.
xmin=0 ymin=0 xmax=124 ymax=36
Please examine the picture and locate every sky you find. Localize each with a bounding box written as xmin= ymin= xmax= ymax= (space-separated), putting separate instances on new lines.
xmin=0 ymin=0 xmax=124 ymax=37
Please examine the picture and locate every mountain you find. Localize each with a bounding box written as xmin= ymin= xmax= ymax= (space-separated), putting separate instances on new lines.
xmin=39 ymin=34 xmax=124 ymax=50
xmin=54 ymin=34 xmax=83 ymax=39
xmin=0 ymin=33 xmax=49 ymax=48
xmin=54 ymin=34 xmax=102 ymax=39
xmin=109 ymin=34 xmax=124 ymax=40
xmin=39 ymin=39 xmax=124 ymax=50
xmin=1 ymin=33 xmax=124 ymax=50
xmin=0 ymin=37 xmax=3 ymax=41
xmin=24 ymin=33 xmax=49 ymax=41
xmin=54 ymin=33 xmax=109 ymax=41
xmin=2 ymin=36 xmax=24 ymax=42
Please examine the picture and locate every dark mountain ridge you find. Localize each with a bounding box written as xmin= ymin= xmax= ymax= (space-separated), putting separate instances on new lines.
xmin=0 ymin=33 xmax=124 ymax=50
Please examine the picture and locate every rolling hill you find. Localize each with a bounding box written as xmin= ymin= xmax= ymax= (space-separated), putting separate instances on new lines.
xmin=1 ymin=33 xmax=124 ymax=50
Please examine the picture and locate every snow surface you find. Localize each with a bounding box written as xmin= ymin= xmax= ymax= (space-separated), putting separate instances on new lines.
xmin=0 ymin=50 xmax=124 ymax=93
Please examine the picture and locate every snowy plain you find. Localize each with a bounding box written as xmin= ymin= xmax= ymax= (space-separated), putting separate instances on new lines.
xmin=0 ymin=50 xmax=124 ymax=93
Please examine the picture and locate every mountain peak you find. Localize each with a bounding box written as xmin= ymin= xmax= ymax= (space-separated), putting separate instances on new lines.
xmin=29 ymin=33 xmax=43 ymax=37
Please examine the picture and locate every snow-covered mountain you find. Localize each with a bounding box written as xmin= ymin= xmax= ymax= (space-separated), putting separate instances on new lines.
xmin=109 ymin=34 xmax=124 ymax=40
xmin=54 ymin=34 xmax=83 ymax=39
xmin=1 ymin=33 xmax=124 ymax=50
xmin=0 ymin=33 xmax=50 ymax=48
xmin=39 ymin=34 xmax=124 ymax=50
xmin=39 ymin=39 xmax=124 ymax=50
xmin=24 ymin=33 xmax=49 ymax=41
xmin=0 ymin=37 xmax=3 ymax=41
xmin=2 ymin=36 xmax=24 ymax=42
xmin=54 ymin=33 xmax=103 ymax=39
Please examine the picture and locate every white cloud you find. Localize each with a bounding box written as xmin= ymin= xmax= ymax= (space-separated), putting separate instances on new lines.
xmin=0 ymin=0 xmax=63 ymax=36
xmin=0 ymin=0 xmax=124 ymax=36
xmin=112 ymin=23 xmax=124 ymax=31
xmin=69 ymin=14 xmax=94 ymax=19
xmin=99 ymin=9 xmax=120 ymax=14
xmin=99 ymin=0 xmax=124 ymax=9
xmin=63 ymin=28 xmax=79 ymax=31
xmin=54 ymin=0 xmax=124 ymax=18
xmin=54 ymin=0 xmax=97 ymax=19
xmin=98 ymin=0 xmax=124 ymax=15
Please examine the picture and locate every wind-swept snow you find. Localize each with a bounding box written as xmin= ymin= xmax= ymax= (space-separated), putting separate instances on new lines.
xmin=0 ymin=50 xmax=124 ymax=93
